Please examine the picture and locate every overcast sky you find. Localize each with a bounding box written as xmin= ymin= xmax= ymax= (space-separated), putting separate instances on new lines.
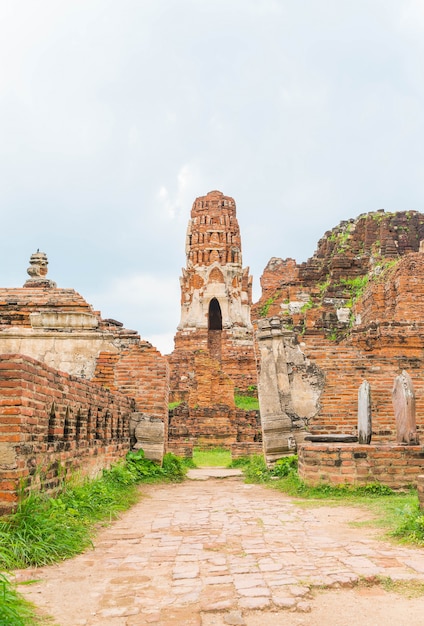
xmin=1 ymin=0 xmax=424 ymax=353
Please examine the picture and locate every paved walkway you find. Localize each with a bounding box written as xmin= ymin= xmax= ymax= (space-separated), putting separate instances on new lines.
xmin=15 ymin=470 xmax=424 ymax=625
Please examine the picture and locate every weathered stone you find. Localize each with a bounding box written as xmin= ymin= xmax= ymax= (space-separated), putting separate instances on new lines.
xmin=131 ymin=413 xmax=165 ymax=464
xmin=30 ymin=311 xmax=99 ymax=329
xmin=24 ymin=250 xmax=57 ymax=288
xmin=257 ymin=316 xmax=324 ymax=462
xmin=224 ymin=610 xmax=245 ymax=625
xmin=0 ymin=442 xmax=17 ymax=467
xmin=392 ymin=370 xmax=419 ymax=445
xmin=358 ymin=380 xmax=372 ymax=444
xmin=257 ymin=317 xmax=296 ymax=463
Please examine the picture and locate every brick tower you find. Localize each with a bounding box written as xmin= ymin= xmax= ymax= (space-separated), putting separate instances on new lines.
xmin=168 ymin=190 xmax=261 ymax=451
xmin=179 ymin=190 xmax=252 ymax=347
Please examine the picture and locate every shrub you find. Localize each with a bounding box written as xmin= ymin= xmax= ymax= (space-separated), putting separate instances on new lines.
xmin=270 ymin=455 xmax=298 ymax=478
xmin=392 ymin=504 xmax=424 ymax=545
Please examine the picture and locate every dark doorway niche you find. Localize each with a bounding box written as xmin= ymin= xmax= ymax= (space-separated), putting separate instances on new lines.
xmin=208 ymin=298 xmax=222 ymax=330
xmin=208 ymin=298 xmax=222 ymax=361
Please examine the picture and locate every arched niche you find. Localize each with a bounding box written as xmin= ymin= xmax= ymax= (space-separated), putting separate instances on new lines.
xmin=208 ymin=298 xmax=222 ymax=331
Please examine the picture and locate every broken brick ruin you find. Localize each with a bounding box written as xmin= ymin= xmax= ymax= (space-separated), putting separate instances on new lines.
xmin=253 ymin=210 xmax=424 ymax=485
xmin=167 ymin=190 xmax=261 ymax=456
xmin=2 ymin=196 xmax=424 ymax=511
xmin=0 ymin=254 xmax=169 ymax=510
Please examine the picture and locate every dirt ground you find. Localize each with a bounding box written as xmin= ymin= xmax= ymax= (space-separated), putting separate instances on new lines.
xmin=14 ymin=469 xmax=424 ymax=625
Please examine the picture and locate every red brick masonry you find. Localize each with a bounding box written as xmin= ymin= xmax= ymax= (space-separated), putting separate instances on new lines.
xmin=298 ymin=443 xmax=424 ymax=489
xmin=0 ymin=354 xmax=133 ymax=512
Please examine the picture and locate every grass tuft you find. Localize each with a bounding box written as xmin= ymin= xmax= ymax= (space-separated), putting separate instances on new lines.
xmin=234 ymin=395 xmax=259 ymax=410
xmin=0 ymin=573 xmax=42 ymax=626
xmin=192 ymin=447 xmax=232 ymax=467
xmin=391 ymin=503 xmax=424 ymax=545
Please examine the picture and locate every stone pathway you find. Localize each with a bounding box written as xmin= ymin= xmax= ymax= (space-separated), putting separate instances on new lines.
xmin=15 ymin=470 xmax=424 ymax=625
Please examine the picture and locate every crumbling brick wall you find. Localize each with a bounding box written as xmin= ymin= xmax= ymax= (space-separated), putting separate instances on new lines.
xmin=252 ymin=212 xmax=424 ymax=443
xmin=92 ymin=342 xmax=169 ymax=445
xmin=300 ymin=336 xmax=424 ymax=440
xmin=0 ymin=354 xmax=133 ymax=513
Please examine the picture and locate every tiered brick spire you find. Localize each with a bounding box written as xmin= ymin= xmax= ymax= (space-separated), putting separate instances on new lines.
xmin=186 ymin=190 xmax=242 ymax=267
xmin=178 ymin=190 xmax=252 ymax=331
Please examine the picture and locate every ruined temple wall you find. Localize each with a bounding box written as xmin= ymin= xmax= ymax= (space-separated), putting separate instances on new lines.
xmin=219 ymin=331 xmax=258 ymax=392
xmin=299 ymin=334 xmax=424 ymax=441
xmin=167 ymin=350 xmax=261 ymax=451
xmin=253 ymin=211 xmax=424 ymax=321
xmin=253 ymin=217 xmax=424 ymax=447
xmin=92 ymin=343 xmax=169 ymax=444
xmin=0 ymin=331 xmax=128 ymax=380
xmin=357 ymin=254 xmax=424 ymax=326
xmin=0 ymin=287 xmax=141 ymax=379
xmin=0 ymin=278 xmax=169 ymax=433
xmin=0 ymin=354 xmax=133 ymax=512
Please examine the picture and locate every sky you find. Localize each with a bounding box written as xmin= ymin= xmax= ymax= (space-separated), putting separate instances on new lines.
xmin=1 ymin=0 xmax=424 ymax=354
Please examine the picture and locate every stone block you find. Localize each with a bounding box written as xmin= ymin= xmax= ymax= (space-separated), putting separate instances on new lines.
xmin=392 ymin=370 xmax=419 ymax=445
xmin=131 ymin=413 xmax=165 ymax=464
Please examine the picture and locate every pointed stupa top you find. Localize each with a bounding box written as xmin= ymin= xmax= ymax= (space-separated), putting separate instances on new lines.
xmin=24 ymin=250 xmax=57 ymax=288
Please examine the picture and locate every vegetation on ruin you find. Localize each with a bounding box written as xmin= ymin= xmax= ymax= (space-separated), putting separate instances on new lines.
xmin=339 ymin=274 xmax=369 ymax=307
xmin=372 ymin=257 xmax=399 ymax=280
xmin=300 ymin=297 xmax=314 ymax=313
xmin=235 ymin=455 xmax=424 ymax=545
xmin=168 ymin=400 xmax=183 ymax=410
xmin=234 ymin=394 xmax=260 ymax=410
xmin=193 ymin=446 xmax=232 ymax=467
xmin=0 ymin=450 xmax=186 ymax=624
xmin=391 ymin=506 xmax=424 ymax=545
xmin=258 ymin=290 xmax=281 ymax=317
xmin=317 ymin=277 xmax=331 ymax=296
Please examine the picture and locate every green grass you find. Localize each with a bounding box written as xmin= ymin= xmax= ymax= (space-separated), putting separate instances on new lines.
xmin=192 ymin=447 xmax=232 ymax=467
xmin=237 ymin=455 xmax=423 ymax=543
xmin=168 ymin=401 xmax=182 ymax=410
xmin=0 ymin=573 xmax=43 ymax=626
xmin=234 ymin=395 xmax=259 ymax=410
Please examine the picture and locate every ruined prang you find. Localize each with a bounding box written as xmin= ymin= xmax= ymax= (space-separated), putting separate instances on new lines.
xmin=168 ymin=190 xmax=261 ymax=452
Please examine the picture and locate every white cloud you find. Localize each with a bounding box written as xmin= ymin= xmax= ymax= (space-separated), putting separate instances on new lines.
xmin=87 ymin=272 xmax=181 ymax=353
xmin=156 ymin=163 xmax=201 ymax=221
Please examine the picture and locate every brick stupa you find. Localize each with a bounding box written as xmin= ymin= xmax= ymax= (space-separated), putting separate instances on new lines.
xmin=168 ymin=190 xmax=261 ymax=452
